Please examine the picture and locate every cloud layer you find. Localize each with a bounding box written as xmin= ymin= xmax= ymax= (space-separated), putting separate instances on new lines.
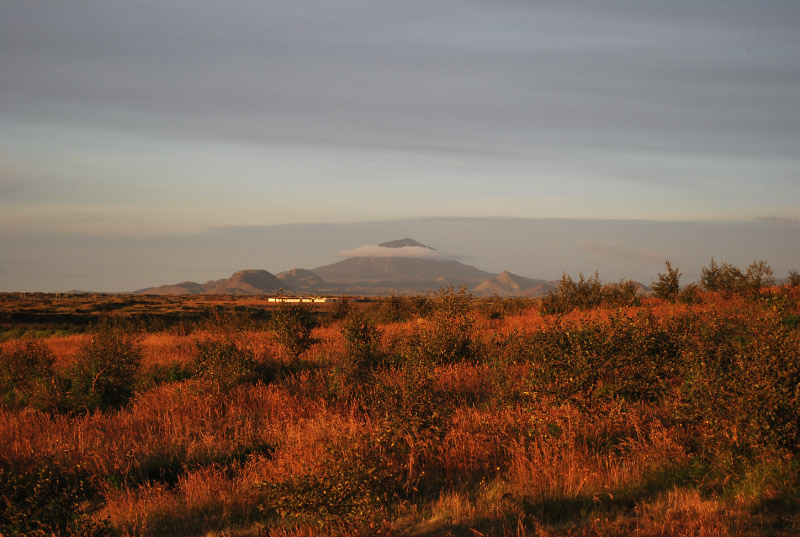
xmin=338 ymin=245 xmax=442 ymax=259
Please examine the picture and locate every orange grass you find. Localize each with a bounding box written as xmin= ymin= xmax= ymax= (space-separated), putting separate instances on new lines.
xmin=2 ymin=294 xmax=799 ymax=536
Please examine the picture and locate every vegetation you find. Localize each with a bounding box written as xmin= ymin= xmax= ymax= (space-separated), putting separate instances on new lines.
xmin=269 ymin=302 xmax=316 ymax=357
xmin=541 ymin=272 xmax=641 ymax=314
xmin=1 ymin=270 xmax=800 ymax=536
xmin=652 ymin=260 xmax=681 ymax=301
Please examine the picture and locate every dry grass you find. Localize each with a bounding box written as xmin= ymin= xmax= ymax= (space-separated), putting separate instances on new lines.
xmin=1 ymin=292 xmax=799 ymax=536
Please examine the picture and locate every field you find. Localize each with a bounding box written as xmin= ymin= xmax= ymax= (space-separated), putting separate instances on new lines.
xmin=2 ymin=285 xmax=800 ymax=536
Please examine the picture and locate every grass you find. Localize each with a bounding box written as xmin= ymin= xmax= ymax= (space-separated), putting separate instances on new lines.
xmin=1 ymin=289 xmax=799 ymax=536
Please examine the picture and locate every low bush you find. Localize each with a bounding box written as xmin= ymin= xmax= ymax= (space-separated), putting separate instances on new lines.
xmin=192 ymin=336 xmax=259 ymax=389
xmin=403 ymin=286 xmax=476 ymax=365
xmin=260 ymin=436 xmax=406 ymax=525
xmin=678 ymin=310 xmax=800 ymax=455
xmin=270 ymin=302 xmax=316 ymax=358
xmin=0 ymin=459 xmax=107 ymax=536
xmin=65 ymin=320 xmax=142 ymax=412
xmin=526 ymin=311 xmax=683 ymax=408
xmin=541 ymin=273 xmax=641 ymax=314
xmin=340 ymin=312 xmax=383 ymax=381
xmin=0 ymin=338 xmax=58 ymax=410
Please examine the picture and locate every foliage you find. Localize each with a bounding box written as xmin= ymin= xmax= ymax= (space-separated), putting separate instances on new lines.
xmin=405 ymin=286 xmax=475 ymax=365
xmin=678 ymin=282 xmax=703 ymax=304
xmin=66 ymin=320 xmax=142 ymax=411
xmin=193 ymin=336 xmax=259 ymax=389
xmin=270 ymin=302 xmax=316 ymax=357
xmin=526 ymin=311 xmax=683 ymax=408
xmin=5 ymin=287 xmax=800 ymax=536
xmin=0 ymin=459 xmax=107 ymax=536
xmin=340 ymin=312 xmax=383 ymax=380
xmin=701 ymin=258 xmax=774 ymax=298
xmin=541 ymin=272 xmax=641 ymax=314
xmin=260 ymin=435 xmax=405 ymax=524
xmin=788 ymin=269 xmax=800 ymax=288
xmin=651 ymin=260 xmax=681 ymax=301
xmin=0 ymin=338 xmax=58 ymax=410
xmin=677 ymin=309 xmax=800 ymax=455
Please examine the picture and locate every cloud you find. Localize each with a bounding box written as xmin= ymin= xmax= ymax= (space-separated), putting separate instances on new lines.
xmin=338 ymin=245 xmax=442 ymax=259
xmin=579 ymin=240 xmax=674 ymax=264
xmin=757 ymin=216 xmax=800 ymax=226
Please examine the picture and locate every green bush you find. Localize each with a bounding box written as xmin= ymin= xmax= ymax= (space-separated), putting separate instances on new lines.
xmin=270 ymin=302 xmax=316 ymax=358
xmin=678 ymin=310 xmax=800 ymax=455
xmin=787 ymin=270 xmax=800 ymax=288
xmin=193 ymin=336 xmax=259 ymax=389
xmin=652 ymin=261 xmax=681 ymax=302
xmin=66 ymin=320 xmax=142 ymax=412
xmin=260 ymin=436 xmax=405 ymax=524
xmin=541 ymin=272 xmax=641 ymax=314
xmin=526 ymin=311 xmax=683 ymax=408
xmin=340 ymin=312 xmax=383 ymax=380
xmin=0 ymin=459 xmax=107 ymax=536
xmin=700 ymin=258 xmax=774 ymax=298
xmin=406 ymin=287 xmax=475 ymax=365
xmin=0 ymin=338 xmax=58 ymax=410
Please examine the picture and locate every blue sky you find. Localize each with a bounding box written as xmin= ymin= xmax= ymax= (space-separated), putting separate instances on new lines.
xmin=1 ymin=1 xmax=799 ymax=289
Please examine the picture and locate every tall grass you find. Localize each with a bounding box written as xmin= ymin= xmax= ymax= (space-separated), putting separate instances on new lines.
xmin=1 ymin=289 xmax=799 ymax=536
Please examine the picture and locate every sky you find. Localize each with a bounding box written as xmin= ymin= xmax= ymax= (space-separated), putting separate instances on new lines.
xmin=1 ymin=1 xmax=799 ymax=290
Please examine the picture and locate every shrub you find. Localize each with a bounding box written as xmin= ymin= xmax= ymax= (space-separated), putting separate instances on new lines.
xmin=678 ymin=310 xmax=800 ymax=455
xmin=193 ymin=336 xmax=259 ymax=389
xmin=0 ymin=338 xmax=58 ymax=410
xmin=700 ymin=259 xmax=774 ymax=299
xmin=270 ymin=302 xmax=316 ymax=358
xmin=370 ymin=294 xmax=415 ymax=324
xmin=743 ymin=260 xmax=774 ymax=297
xmin=700 ymin=258 xmax=743 ymax=294
xmin=679 ymin=282 xmax=703 ymax=304
xmin=526 ymin=311 xmax=683 ymax=408
xmin=260 ymin=436 xmax=405 ymax=524
xmin=65 ymin=320 xmax=142 ymax=412
xmin=340 ymin=312 xmax=383 ymax=380
xmin=406 ymin=286 xmax=475 ymax=365
xmin=0 ymin=459 xmax=107 ymax=536
xmin=542 ymin=272 xmax=641 ymax=313
xmin=652 ymin=261 xmax=681 ymax=301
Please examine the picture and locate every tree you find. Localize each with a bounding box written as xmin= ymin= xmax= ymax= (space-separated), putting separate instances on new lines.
xmin=743 ymin=260 xmax=774 ymax=297
xmin=700 ymin=258 xmax=744 ymax=295
xmin=787 ymin=270 xmax=800 ymax=288
xmin=652 ymin=261 xmax=681 ymax=301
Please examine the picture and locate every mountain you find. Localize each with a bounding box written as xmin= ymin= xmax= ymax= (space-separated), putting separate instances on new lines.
xmin=134 ymin=238 xmax=559 ymax=296
xmin=311 ymin=256 xmax=494 ymax=285
xmin=378 ymin=238 xmax=435 ymax=250
xmin=136 ymin=269 xmax=286 ymax=295
xmin=134 ymin=281 xmax=210 ymax=295
xmin=204 ymin=269 xmax=284 ymax=294
xmin=277 ymin=268 xmax=325 ymax=291
xmin=472 ymin=270 xmax=556 ymax=296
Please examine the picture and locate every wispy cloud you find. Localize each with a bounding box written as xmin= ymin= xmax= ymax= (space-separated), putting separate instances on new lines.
xmin=579 ymin=240 xmax=674 ymax=263
xmin=338 ymin=245 xmax=442 ymax=259
xmin=757 ymin=216 xmax=800 ymax=226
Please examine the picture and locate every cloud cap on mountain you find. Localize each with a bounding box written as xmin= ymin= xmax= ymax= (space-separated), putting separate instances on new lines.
xmin=338 ymin=245 xmax=442 ymax=259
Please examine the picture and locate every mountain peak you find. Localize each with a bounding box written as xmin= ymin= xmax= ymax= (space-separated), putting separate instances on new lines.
xmin=378 ymin=238 xmax=435 ymax=250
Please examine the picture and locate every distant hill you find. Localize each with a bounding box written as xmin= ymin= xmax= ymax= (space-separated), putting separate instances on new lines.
xmin=136 ymin=269 xmax=286 ymax=295
xmin=277 ymin=268 xmax=325 ymax=291
xmin=134 ymin=238 xmax=567 ymax=296
xmin=472 ymin=270 xmax=556 ymax=296
xmin=204 ymin=269 xmax=284 ymax=294
xmin=311 ymin=256 xmax=495 ymax=285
